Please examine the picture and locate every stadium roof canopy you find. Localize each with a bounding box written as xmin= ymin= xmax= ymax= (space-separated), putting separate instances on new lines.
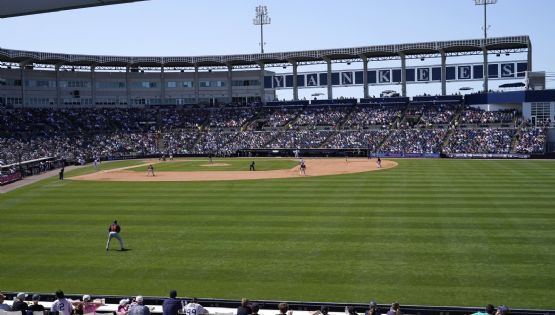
xmin=0 ymin=0 xmax=147 ymax=19
xmin=0 ymin=36 xmax=531 ymax=69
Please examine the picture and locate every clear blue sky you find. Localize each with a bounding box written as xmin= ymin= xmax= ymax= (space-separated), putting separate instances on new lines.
xmin=0 ymin=0 xmax=553 ymax=99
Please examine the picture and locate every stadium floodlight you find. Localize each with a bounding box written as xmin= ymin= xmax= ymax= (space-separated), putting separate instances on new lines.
xmin=474 ymin=0 xmax=497 ymax=40
xmin=253 ymin=5 xmax=271 ymax=53
xmin=474 ymin=0 xmax=497 ymax=92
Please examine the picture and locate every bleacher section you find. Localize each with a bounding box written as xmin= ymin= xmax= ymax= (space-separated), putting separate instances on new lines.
xmin=0 ymin=98 xmax=550 ymax=166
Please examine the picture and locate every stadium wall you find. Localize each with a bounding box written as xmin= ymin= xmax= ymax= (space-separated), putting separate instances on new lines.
xmin=0 ymin=68 xmax=277 ymax=107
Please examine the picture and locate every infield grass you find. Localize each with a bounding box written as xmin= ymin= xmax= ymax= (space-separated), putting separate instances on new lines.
xmin=1 ymin=159 xmax=554 ymax=309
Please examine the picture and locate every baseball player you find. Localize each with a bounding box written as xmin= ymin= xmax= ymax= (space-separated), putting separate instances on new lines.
xmin=376 ymin=157 xmax=382 ymax=169
xmin=106 ymin=220 xmax=125 ymax=251
xmin=147 ymin=164 xmax=155 ymax=176
xmin=299 ymin=158 xmax=307 ymax=176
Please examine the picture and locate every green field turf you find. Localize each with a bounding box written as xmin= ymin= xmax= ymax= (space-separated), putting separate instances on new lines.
xmin=126 ymin=159 xmax=298 ymax=172
xmin=65 ymin=160 xmax=146 ymax=177
xmin=1 ymin=159 xmax=554 ymax=309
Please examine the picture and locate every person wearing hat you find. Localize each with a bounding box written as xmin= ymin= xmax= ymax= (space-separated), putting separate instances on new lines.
xmin=128 ymin=296 xmax=150 ymax=315
xmin=117 ymin=299 xmax=130 ymax=315
xmin=11 ymin=292 xmax=29 ymax=315
xmin=0 ymin=292 xmax=12 ymax=311
xmin=28 ymin=294 xmax=46 ymax=315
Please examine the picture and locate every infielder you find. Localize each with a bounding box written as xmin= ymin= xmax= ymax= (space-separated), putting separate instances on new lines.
xmin=147 ymin=164 xmax=155 ymax=176
xmin=106 ymin=220 xmax=125 ymax=251
xmin=299 ymin=158 xmax=307 ymax=176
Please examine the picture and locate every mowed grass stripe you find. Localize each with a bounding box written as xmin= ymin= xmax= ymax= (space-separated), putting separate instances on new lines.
xmin=1 ymin=159 xmax=554 ymax=308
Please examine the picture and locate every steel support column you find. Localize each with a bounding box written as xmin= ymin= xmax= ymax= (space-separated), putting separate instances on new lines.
xmin=291 ymin=60 xmax=298 ymax=101
xmin=400 ymin=53 xmax=407 ymax=97
xmin=54 ymin=64 xmax=60 ymax=108
xmin=125 ymin=66 xmax=130 ymax=107
xmin=91 ymin=66 xmax=96 ymax=107
xmin=194 ymin=66 xmax=200 ymax=105
xmin=361 ymin=55 xmax=369 ymax=99
xmin=440 ymin=50 xmax=447 ymax=96
xmin=160 ymin=66 xmax=166 ymax=104
xmin=227 ymin=64 xmax=233 ymax=103
xmin=325 ymin=58 xmax=333 ymax=100
xmin=257 ymin=62 xmax=265 ymax=104
xmin=483 ymin=47 xmax=489 ymax=92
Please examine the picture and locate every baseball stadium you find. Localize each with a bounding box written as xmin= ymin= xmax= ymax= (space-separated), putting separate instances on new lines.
xmin=1 ymin=1 xmax=554 ymax=315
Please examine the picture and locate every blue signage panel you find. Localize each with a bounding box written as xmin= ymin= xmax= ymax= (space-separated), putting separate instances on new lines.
xmin=378 ymin=70 xmax=391 ymax=83
xmin=473 ymin=65 xmax=483 ymax=79
xmin=341 ymin=72 xmax=354 ymax=85
xmin=517 ymin=62 xmax=527 ymax=78
xmin=264 ymin=76 xmax=273 ymax=88
xmin=273 ymin=75 xmax=285 ymax=88
xmin=458 ymin=65 xmax=472 ymax=80
xmin=406 ymin=69 xmax=415 ymax=82
xmin=431 ymin=67 xmax=441 ymax=81
xmin=297 ymin=75 xmax=305 ymax=87
xmin=417 ymin=68 xmax=430 ymax=82
xmin=392 ymin=69 xmax=401 ymax=83
xmin=368 ymin=71 xmax=377 ymax=84
xmin=331 ymin=72 xmax=340 ymax=85
xmin=319 ymin=73 xmax=327 ymax=86
xmin=306 ymin=73 xmax=318 ymax=86
xmin=446 ymin=67 xmax=456 ymax=80
xmin=285 ymin=75 xmax=293 ymax=87
xmin=488 ymin=64 xmax=499 ymax=78
xmin=500 ymin=63 xmax=515 ymax=78
xmin=267 ymin=61 xmax=526 ymax=89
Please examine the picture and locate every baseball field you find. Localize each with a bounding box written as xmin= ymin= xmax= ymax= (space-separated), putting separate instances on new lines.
xmin=0 ymin=158 xmax=554 ymax=309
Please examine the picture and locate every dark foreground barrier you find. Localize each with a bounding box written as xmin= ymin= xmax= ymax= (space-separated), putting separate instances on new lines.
xmin=1 ymin=292 xmax=552 ymax=315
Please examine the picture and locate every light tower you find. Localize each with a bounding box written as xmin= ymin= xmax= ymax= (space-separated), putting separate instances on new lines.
xmin=475 ymin=0 xmax=497 ymax=92
xmin=253 ymin=5 xmax=271 ymax=53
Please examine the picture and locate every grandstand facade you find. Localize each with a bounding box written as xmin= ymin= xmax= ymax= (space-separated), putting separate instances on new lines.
xmin=0 ymin=36 xmax=531 ymax=107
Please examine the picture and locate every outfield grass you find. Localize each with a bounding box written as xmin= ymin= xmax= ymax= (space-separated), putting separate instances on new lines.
xmin=1 ymin=159 xmax=554 ymax=309
xmin=127 ymin=159 xmax=298 ymax=172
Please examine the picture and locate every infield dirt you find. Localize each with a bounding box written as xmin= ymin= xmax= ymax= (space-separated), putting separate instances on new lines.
xmin=70 ymin=158 xmax=397 ymax=182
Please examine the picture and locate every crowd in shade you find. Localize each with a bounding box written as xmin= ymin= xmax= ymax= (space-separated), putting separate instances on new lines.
xmin=443 ymin=128 xmax=516 ymax=154
xmin=343 ymin=105 xmax=403 ymax=129
xmin=0 ymin=103 xmax=548 ymax=166
xmin=381 ymin=129 xmax=448 ymax=154
xmin=259 ymin=107 xmax=303 ymax=128
xmin=325 ymin=130 xmax=390 ymax=149
xmin=460 ymin=107 xmax=517 ymax=124
xmin=267 ymin=130 xmax=334 ymax=149
xmin=294 ymin=106 xmax=351 ymax=127
xmin=409 ymin=104 xmax=458 ymax=126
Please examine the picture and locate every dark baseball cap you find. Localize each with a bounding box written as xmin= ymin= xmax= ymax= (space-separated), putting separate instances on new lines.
xmin=32 ymin=294 xmax=41 ymax=301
